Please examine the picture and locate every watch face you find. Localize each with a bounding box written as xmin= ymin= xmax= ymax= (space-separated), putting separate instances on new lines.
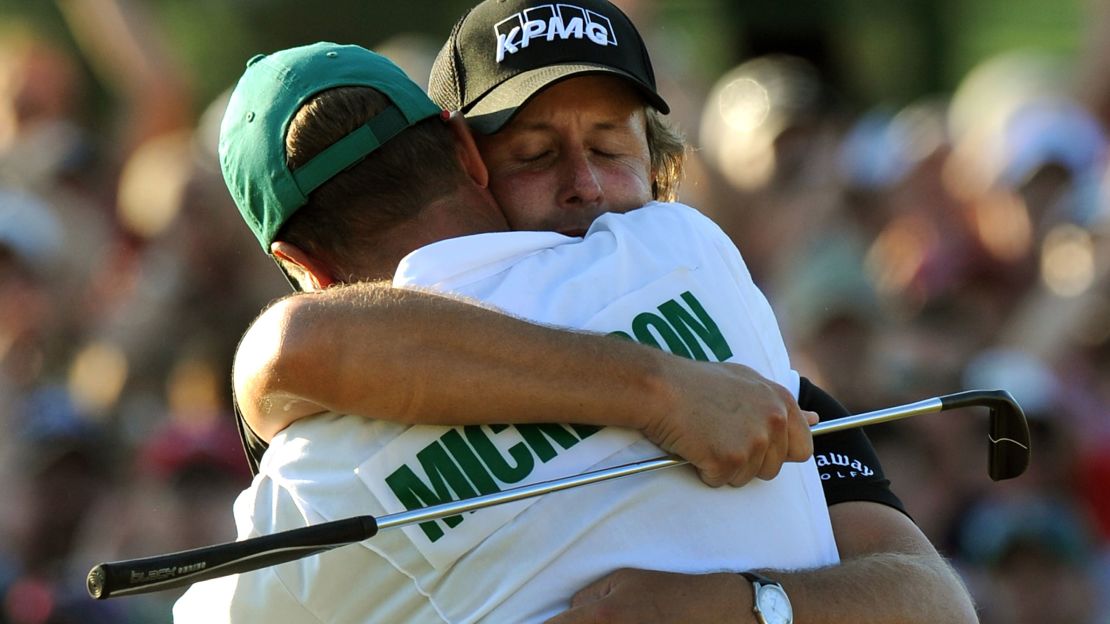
xmin=756 ymin=584 xmax=793 ymax=624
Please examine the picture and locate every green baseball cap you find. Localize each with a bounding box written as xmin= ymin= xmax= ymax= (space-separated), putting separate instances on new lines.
xmin=219 ymin=42 xmax=442 ymax=251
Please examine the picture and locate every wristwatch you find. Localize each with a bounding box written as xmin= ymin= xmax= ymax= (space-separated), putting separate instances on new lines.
xmin=740 ymin=571 xmax=793 ymax=624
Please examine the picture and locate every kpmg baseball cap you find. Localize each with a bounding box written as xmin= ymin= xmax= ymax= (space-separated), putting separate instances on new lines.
xmin=430 ymin=0 xmax=669 ymax=134
xmin=219 ymin=42 xmax=442 ymax=251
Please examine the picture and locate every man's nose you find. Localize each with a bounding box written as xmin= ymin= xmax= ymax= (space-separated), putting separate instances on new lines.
xmin=558 ymin=151 xmax=603 ymax=207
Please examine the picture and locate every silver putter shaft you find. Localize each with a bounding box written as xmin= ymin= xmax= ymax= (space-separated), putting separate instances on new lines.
xmin=383 ymin=388 xmax=1029 ymax=530
xmin=88 ymin=388 xmax=1029 ymax=599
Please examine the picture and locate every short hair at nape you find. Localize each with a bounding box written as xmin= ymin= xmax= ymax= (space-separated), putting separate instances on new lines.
xmin=280 ymin=87 xmax=464 ymax=276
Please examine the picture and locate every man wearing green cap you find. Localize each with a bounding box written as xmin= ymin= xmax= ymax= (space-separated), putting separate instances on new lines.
xmin=173 ymin=40 xmax=841 ymax=623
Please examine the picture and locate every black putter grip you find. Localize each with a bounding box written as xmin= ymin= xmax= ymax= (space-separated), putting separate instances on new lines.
xmin=87 ymin=515 xmax=379 ymax=599
xmin=937 ymin=389 xmax=1011 ymax=412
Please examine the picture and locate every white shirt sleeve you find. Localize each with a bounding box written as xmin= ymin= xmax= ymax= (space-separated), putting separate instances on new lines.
xmin=173 ymin=567 xmax=324 ymax=624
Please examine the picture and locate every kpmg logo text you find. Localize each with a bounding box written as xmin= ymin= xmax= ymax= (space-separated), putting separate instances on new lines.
xmin=495 ymin=4 xmax=617 ymax=63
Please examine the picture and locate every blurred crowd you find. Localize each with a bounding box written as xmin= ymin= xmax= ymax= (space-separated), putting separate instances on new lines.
xmin=1 ymin=0 xmax=1108 ymax=623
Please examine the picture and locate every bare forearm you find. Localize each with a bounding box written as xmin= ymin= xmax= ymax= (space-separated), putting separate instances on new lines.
xmin=548 ymin=502 xmax=977 ymax=624
xmin=239 ymin=281 xmax=816 ymax=487
xmin=771 ymin=551 xmax=977 ymax=624
xmin=775 ymin=501 xmax=978 ymax=624
xmin=546 ymin=551 xmax=976 ymax=624
xmin=237 ymin=282 xmax=672 ymax=438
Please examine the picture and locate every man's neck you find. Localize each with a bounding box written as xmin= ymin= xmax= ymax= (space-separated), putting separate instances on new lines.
xmin=362 ymin=187 xmax=509 ymax=281
xmin=412 ymin=187 xmax=509 ymax=243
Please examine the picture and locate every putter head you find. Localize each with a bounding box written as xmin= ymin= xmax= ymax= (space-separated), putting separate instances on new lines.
xmin=941 ymin=389 xmax=1031 ymax=481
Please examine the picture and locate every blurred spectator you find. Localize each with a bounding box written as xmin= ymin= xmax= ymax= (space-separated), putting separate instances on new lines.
xmin=696 ymin=54 xmax=848 ymax=290
xmin=0 ymin=29 xmax=93 ymax=190
xmin=0 ymin=31 xmax=114 ymax=306
xmin=958 ymin=497 xmax=1101 ymax=624
xmin=0 ymin=386 xmax=126 ymax=624
xmin=0 ymin=189 xmax=62 ymax=391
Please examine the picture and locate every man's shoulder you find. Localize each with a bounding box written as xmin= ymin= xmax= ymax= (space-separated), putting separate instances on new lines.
xmin=594 ymin=201 xmax=728 ymax=246
xmin=396 ymin=230 xmax=565 ymax=288
xmin=607 ymin=200 xmax=716 ymax=227
xmin=615 ymin=200 xmax=703 ymax=220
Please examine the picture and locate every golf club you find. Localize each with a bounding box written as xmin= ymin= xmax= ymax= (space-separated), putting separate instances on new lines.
xmin=87 ymin=388 xmax=1029 ymax=599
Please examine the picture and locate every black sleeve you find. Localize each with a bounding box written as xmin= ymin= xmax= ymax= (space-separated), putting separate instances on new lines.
xmin=798 ymin=378 xmax=908 ymax=517
xmin=234 ymin=397 xmax=267 ymax=476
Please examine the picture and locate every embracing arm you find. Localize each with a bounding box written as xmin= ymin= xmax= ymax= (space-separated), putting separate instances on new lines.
xmin=545 ymin=383 xmax=977 ymax=623
xmin=779 ymin=501 xmax=978 ymax=623
xmin=545 ymin=502 xmax=977 ymax=624
xmin=235 ymin=281 xmax=816 ymax=486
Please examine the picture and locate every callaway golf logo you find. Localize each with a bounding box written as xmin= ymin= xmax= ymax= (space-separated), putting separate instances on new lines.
xmin=495 ymin=4 xmax=618 ymax=63
xmin=815 ymin=453 xmax=875 ymax=480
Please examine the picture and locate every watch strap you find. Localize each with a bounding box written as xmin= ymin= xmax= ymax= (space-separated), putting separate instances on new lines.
xmin=740 ymin=571 xmax=788 ymax=624
xmin=740 ymin=571 xmax=781 ymax=587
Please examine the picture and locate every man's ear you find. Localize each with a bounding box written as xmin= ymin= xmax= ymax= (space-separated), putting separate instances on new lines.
xmin=446 ymin=112 xmax=489 ymax=188
xmin=270 ymin=241 xmax=336 ymax=291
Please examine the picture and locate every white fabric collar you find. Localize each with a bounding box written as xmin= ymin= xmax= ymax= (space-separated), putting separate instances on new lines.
xmin=394 ymin=230 xmax=574 ymax=288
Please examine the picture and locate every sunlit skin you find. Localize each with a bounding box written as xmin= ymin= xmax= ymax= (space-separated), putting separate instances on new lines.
xmin=475 ymin=74 xmax=654 ymax=237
